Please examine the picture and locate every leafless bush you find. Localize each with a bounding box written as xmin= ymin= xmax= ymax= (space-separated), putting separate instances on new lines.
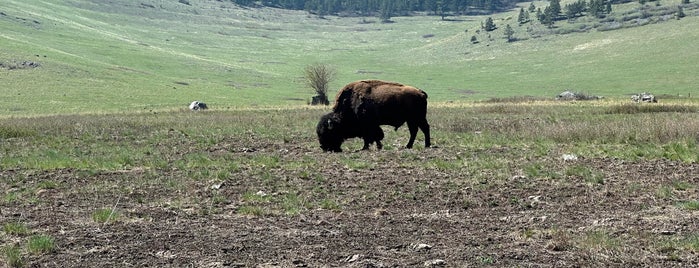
xmin=303 ymin=63 xmax=336 ymax=105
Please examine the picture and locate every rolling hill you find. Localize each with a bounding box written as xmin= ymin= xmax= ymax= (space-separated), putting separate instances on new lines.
xmin=1 ymin=0 xmax=697 ymax=115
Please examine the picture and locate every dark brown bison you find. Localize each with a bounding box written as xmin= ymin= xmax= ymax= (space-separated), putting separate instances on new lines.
xmin=316 ymin=80 xmax=431 ymax=152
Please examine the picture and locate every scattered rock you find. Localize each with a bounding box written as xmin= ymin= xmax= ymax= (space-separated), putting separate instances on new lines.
xmin=424 ymin=259 xmax=446 ymax=267
xmin=345 ymin=254 xmax=361 ymax=262
xmin=292 ymin=259 xmax=307 ymax=267
xmin=562 ymin=154 xmax=578 ymax=161
xmin=189 ymin=101 xmax=208 ymax=111
xmin=555 ymin=90 xmax=602 ymax=101
xmin=412 ymin=243 xmax=432 ymax=251
xmin=631 ymin=92 xmax=657 ymax=103
xmin=210 ymin=182 xmax=223 ymax=190
xmin=659 ymin=230 xmax=676 ymax=235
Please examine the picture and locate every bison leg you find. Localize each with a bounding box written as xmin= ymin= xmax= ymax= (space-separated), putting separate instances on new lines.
xmin=406 ymin=121 xmax=419 ymax=149
xmin=419 ymin=119 xmax=431 ymax=148
xmin=406 ymin=119 xmax=430 ymax=149
xmin=361 ymin=126 xmax=384 ymax=150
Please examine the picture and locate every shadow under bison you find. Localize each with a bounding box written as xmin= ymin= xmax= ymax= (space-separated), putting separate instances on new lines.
xmin=316 ymin=80 xmax=431 ymax=152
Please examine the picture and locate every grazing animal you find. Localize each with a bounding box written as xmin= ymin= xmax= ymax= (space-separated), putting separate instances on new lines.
xmin=316 ymin=80 xmax=431 ymax=152
xmin=189 ymin=101 xmax=208 ymax=111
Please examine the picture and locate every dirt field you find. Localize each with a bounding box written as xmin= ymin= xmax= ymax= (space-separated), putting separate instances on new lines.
xmin=2 ymin=137 xmax=698 ymax=267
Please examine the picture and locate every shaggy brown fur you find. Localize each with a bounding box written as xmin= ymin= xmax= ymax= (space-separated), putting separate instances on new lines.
xmin=316 ymin=80 xmax=430 ymax=151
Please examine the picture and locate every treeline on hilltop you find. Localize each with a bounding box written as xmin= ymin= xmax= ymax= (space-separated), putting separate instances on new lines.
xmin=229 ymin=0 xmax=524 ymax=19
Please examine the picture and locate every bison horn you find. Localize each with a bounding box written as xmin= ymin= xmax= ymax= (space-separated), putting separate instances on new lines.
xmin=327 ymin=119 xmax=334 ymax=130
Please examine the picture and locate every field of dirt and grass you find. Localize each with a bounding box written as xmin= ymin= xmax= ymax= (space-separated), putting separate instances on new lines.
xmin=2 ymin=101 xmax=699 ymax=267
xmin=2 ymin=0 xmax=699 ymax=267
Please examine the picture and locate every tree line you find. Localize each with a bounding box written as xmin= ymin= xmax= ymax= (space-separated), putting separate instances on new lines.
xmin=229 ymin=0 xmax=525 ymax=20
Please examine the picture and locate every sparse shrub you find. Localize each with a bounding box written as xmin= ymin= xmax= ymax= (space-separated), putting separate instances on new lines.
xmin=304 ymin=63 xmax=336 ymax=106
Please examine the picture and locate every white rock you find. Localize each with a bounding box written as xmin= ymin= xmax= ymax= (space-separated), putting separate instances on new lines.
xmin=424 ymin=259 xmax=446 ymax=267
xmin=345 ymin=254 xmax=361 ymax=263
xmin=412 ymin=243 xmax=432 ymax=251
xmin=562 ymin=154 xmax=578 ymax=161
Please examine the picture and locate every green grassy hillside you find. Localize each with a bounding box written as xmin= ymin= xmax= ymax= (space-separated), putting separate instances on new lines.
xmin=1 ymin=0 xmax=697 ymax=115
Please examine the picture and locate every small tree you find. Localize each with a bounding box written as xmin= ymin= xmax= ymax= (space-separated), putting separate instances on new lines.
xmin=484 ymin=17 xmax=497 ymax=31
xmin=676 ymin=5 xmax=686 ymax=19
xmin=549 ymin=0 xmax=562 ymax=18
xmin=504 ymin=24 xmax=515 ymax=42
xmin=470 ymin=35 xmax=479 ymax=44
xmin=518 ymin=8 xmax=530 ymax=24
xmin=541 ymin=6 xmax=556 ymax=28
xmin=304 ymin=63 xmax=336 ymax=105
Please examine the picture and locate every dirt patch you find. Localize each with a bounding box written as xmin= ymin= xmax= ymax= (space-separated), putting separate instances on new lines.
xmin=2 ymin=140 xmax=698 ymax=266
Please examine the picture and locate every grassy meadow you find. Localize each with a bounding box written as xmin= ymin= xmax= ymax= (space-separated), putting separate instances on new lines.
xmin=1 ymin=0 xmax=698 ymax=115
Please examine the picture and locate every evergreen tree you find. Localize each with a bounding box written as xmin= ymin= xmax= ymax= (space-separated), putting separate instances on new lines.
xmin=484 ymin=17 xmax=497 ymax=31
xmin=676 ymin=5 xmax=686 ymax=19
xmin=549 ymin=0 xmax=562 ymax=19
xmin=518 ymin=8 xmax=530 ymax=24
xmin=528 ymin=2 xmax=536 ymax=12
xmin=437 ymin=0 xmax=451 ymax=20
xmin=379 ymin=2 xmax=394 ymax=22
xmin=504 ymin=24 xmax=515 ymax=42
xmin=471 ymin=35 xmax=479 ymax=44
xmin=541 ymin=6 xmax=555 ymax=27
xmin=605 ymin=2 xmax=613 ymax=14
xmin=565 ymin=0 xmax=586 ymax=20
xmin=588 ymin=0 xmax=605 ymax=18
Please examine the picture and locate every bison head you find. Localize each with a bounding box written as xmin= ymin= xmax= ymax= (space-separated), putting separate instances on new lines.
xmin=316 ymin=112 xmax=345 ymax=152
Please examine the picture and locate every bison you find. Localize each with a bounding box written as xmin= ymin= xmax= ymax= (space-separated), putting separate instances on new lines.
xmin=316 ymin=80 xmax=431 ymax=152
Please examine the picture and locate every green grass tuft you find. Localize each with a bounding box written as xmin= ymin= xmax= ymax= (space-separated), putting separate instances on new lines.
xmin=27 ymin=235 xmax=55 ymax=255
xmin=91 ymin=208 xmax=119 ymax=224
xmin=2 ymin=244 xmax=23 ymax=268
xmin=3 ymin=222 xmax=29 ymax=236
xmin=677 ymin=200 xmax=699 ymax=210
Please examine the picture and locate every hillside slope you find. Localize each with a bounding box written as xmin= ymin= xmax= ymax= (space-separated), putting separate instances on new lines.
xmin=1 ymin=0 xmax=697 ymax=115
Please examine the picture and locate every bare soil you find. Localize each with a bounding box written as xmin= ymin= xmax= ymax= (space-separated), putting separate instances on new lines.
xmin=2 ymin=139 xmax=698 ymax=267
